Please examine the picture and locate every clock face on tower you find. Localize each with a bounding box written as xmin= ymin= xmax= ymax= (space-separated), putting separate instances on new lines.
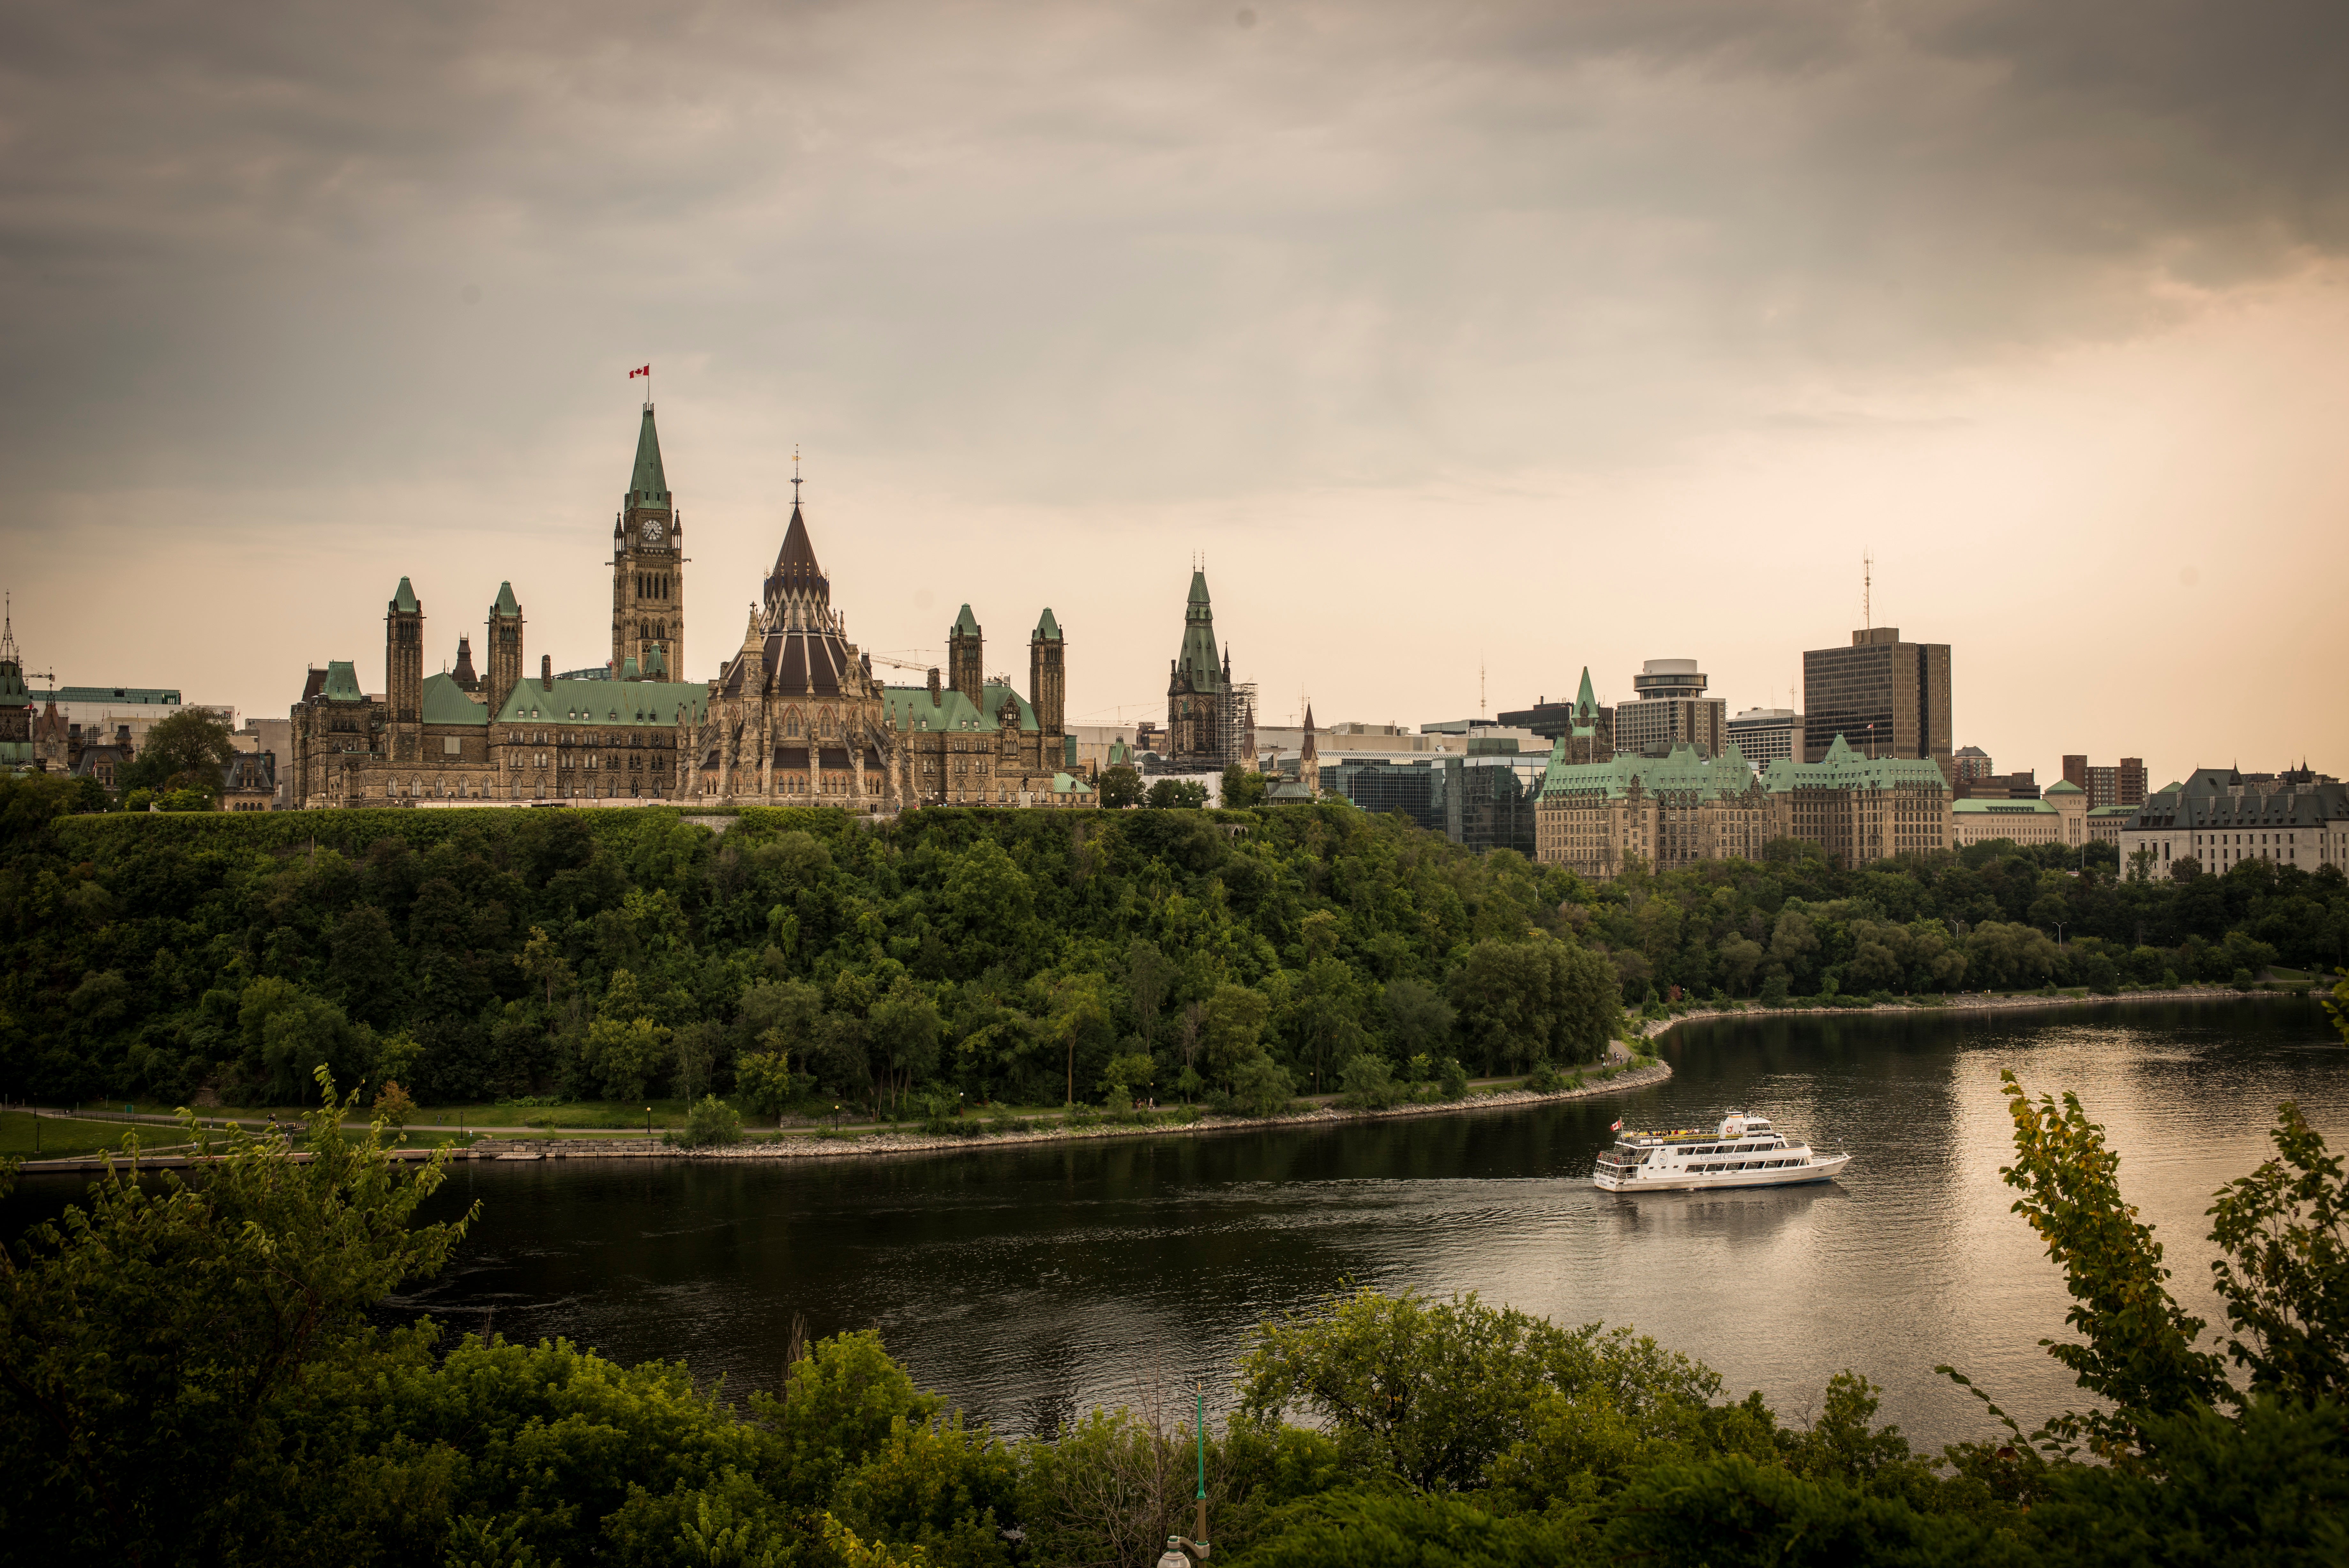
xmin=639 ymin=516 xmax=664 ymax=546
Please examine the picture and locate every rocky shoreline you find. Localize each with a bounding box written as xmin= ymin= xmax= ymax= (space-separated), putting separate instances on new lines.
xmin=1632 ymin=983 xmax=2296 ymax=1044
xmin=465 ymin=1060 xmax=1676 ymax=1163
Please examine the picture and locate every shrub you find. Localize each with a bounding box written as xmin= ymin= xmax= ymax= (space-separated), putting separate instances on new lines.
xmin=665 ymin=1094 xmax=745 ymax=1149
xmin=2232 ymin=968 xmax=2255 ymax=992
xmin=1231 ymin=1052 xmax=1296 ymax=1117
xmin=1523 ymin=1061 xmax=1567 ymax=1094
xmin=370 ymin=1080 xmax=415 ymax=1129
xmin=1336 ymin=1055 xmax=1407 ymax=1111
xmin=1435 ymin=1055 xmax=1469 ymax=1100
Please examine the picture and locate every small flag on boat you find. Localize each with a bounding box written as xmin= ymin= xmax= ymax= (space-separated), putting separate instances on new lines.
xmin=1610 ymin=1118 xmax=1623 ymax=1131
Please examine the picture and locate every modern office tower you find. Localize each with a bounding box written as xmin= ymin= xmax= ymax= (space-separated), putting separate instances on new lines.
xmin=1728 ymin=707 xmax=1799 ymax=768
xmin=1801 ymin=627 xmax=1952 ymax=773
xmin=1613 ymin=659 xmax=1728 ymax=758
xmin=2065 ymin=754 xmax=2148 ymax=810
xmin=1953 ymin=745 xmax=1994 ymax=785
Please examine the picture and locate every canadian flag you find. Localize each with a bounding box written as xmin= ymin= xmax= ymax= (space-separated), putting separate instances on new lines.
xmin=1610 ymin=1118 xmax=1623 ymax=1131
xmin=629 ymin=365 xmax=650 ymax=379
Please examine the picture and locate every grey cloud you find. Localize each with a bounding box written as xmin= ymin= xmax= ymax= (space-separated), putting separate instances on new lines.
xmin=4 ymin=0 xmax=2346 ymax=509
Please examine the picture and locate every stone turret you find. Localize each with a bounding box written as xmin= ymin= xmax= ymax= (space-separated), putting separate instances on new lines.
xmin=386 ymin=577 xmax=424 ymax=760
xmin=1029 ymin=607 xmax=1065 ymax=737
xmin=949 ymin=605 xmax=983 ymax=705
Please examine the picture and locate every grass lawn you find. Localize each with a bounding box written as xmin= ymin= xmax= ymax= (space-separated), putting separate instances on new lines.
xmin=0 ymin=1112 xmax=179 ymax=1160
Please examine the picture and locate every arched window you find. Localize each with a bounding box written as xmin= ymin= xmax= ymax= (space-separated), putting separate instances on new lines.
xmin=786 ymin=709 xmax=802 ymax=739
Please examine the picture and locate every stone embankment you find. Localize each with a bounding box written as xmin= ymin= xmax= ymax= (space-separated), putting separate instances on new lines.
xmin=1632 ymin=984 xmax=2292 ymax=1045
xmin=465 ymin=1060 xmax=1675 ymax=1163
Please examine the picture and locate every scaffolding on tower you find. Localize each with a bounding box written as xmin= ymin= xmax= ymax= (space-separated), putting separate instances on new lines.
xmin=1215 ymin=681 xmax=1257 ymax=772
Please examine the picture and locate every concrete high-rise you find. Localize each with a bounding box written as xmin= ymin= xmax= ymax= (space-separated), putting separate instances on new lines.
xmin=1613 ymin=659 xmax=1727 ymax=758
xmin=1728 ymin=707 xmax=1799 ymax=768
xmin=1801 ymin=628 xmax=1951 ymax=775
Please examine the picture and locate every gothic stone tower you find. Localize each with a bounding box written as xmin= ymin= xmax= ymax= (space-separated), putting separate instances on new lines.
xmin=949 ymin=605 xmax=984 ymax=704
xmin=486 ymin=581 xmax=524 ymax=715
xmin=612 ymin=403 xmax=684 ymax=678
xmin=1166 ymin=568 xmax=1224 ymax=762
xmin=386 ymin=576 xmax=423 ymax=762
xmin=1029 ymin=608 xmax=1065 ymax=738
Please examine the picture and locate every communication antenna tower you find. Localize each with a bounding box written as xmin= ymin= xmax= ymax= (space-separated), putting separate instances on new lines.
xmin=1863 ymin=550 xmax=1874 ymax=631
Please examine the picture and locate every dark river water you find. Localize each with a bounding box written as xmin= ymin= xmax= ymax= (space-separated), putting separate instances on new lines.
xmin=14 ymin=998 xmax=2346 ymax=1452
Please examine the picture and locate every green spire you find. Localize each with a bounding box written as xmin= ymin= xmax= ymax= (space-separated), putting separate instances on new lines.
xmin=492 ymin=581 xmax=520 ymax=618
xmin=1574 ymin=665 xmax=1596 ymax=716
xmin=952 ymin=604 xmax=981 ymax=637
xmin=390 ymin=577 xmax=420 ymax=614
xmin=1177 ymin=569 xmax=1221 ymax=691
xmin=1034 ymin=607 xmax=1062 ymax=641
xmin=629 ymin=405 xmax=668 ymax=503
xmin=1188 ymin=570 xmax=1211 ymax=607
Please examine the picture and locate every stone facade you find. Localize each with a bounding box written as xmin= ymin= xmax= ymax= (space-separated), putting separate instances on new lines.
xmin=1951 ymin=779 xmax=2085 ymax=848
xmin=1164 ymin=569 xmax=1251 ymax=766
xmin=1536 ymin=733 xmax=1952 ymax=880
xmin=2116 ymin=766 xmax=2349 ymax=878
xmin=611 ymin=405 xmax=686 ymax=679
xmin=679 ymin=507 xmax=1094 ymax=811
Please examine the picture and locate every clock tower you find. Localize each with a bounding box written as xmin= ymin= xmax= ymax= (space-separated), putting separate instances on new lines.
xmin=612 ymin=402 xmax=685 ymax=678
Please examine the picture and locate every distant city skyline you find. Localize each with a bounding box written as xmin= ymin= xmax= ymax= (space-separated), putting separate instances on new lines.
xmin=4 ymin=2 xmax=2344 ymax=793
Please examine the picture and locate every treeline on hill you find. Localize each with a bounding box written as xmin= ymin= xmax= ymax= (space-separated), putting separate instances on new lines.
xmin=3 ymin=1065 xmax=2344 ymax=1565
xmin=0 ymin=771 xmax=2343 ymax=1110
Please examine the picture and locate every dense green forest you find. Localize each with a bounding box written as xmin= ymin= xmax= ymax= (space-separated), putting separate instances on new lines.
xmin=3 ymin=1065 xmax=2342 ymax=1565
xmin=1 ymin=775 xmax=2342 ymax=1110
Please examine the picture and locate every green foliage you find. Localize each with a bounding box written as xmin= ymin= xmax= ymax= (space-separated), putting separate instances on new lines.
xmin=1237 ymin=1287 xmax=1719 ymax=1494
xmin=121 ymin=706 xmax=237 ymax=799
xmin=1096 ymin=764 xmax=1143 ymax=809
xmin=1336 ymin=1052 xmax=1407 ymax=1110
xmin=1994 ymin=1072 xmax=2227 ymax=1449
xmin=1231 ymin=1052 xmax=1296 ymax=1116
xmin=666 ymin=1092 xmax=745 ymax=1148
xmin=2204 ymin=1101 xmax=2348 ymax=1406
xmin=1221 ymin=763 xmax=1270 ymax=809
xmin=0 ymin=1069 xmax=476 ymax=1564
xmin=1145 ymin=778 xmax=1209 ymax=809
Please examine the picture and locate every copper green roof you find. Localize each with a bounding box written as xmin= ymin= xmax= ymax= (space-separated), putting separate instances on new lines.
xmin=629 ymin=406 xmax=669 ymax=503
xmin=493 ymin=677 xmax=708 ymax=727
xmin=1759 ymin=734 xmax=1950 ymax=795
xmin=421 ymin=671 xmax=489 ymax=726
xmin=880 ymin=681 xmax=1039 ymax=734
xmin=642 ymin=644 xmax=669 ymax=678
xmin=321 ymin=662 xmax=365 ymax=701
xmin=1953 ymin=797 xmax=2057 ymax=815
xmin=619 ymin=656 xmax=641 ymax=681
xmin=1540 ymin=740 xmax=1758 ymax=800
xmin=2044 ymin=779 xmax=2084 ymax=795
xmin=1035 ymin=607 xmax=1062 ymax=641
xmin=1051 ymin=772 xmax=1092 ymax=794
xmin=952 ymin=604 xmax=981 ymax=637
xmin=492 ymin=581 xmax=520 ymax=617
xmin=28 ymin=686 xmax=184 ymax=705
xmin=390 ymin=577 xmax=420 ymax=614
xmin=1175 ymin=571 xmax=1222 ymax=692
xmin=2087 ymin=804 xmax=2136 ymax=818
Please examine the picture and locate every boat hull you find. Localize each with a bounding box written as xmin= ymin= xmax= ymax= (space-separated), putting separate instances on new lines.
xmin=1594 ymin=1151 xmax=1849 ymax=1193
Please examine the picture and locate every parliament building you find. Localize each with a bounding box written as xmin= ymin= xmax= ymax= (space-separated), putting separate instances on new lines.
xmin=287 ymin=404 xmax=1092 ymax=812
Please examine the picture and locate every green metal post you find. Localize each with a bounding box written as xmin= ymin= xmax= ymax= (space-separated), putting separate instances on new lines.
xmin=1195 ymin=1382 xmax=1207 ymax=1547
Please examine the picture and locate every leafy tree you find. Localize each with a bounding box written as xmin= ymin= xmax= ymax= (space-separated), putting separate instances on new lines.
xmin=2204 ymin=1100 xmax=2348 ymax=1406
xmin=371 ymin=1078 xmax=415 ymax=1127
xmin=868 ymin=978 xmax=944 ymax=1118
xmin=667 ymin=1092 xmax=745 ymax=1148
xmin=1202 ymin=983 xmax=1272 ymax=1090
xmin=1382 ymin=978 xmax=1456 ymax=1059
xmin=120 ymin=707 xmax=236 ymax=799
xmin=737 ymin=1049 xmax=802 ymax=1124
xmin=1221 ymin=763 xmax=1269 ymax=809
xmin=1096 ymin=764 xmax=1143 ymax=809
xmin=1145 ymin=778 xmax=1209 ymax=809
xmin=0 ymin=1070 xmax=475 ymax=1565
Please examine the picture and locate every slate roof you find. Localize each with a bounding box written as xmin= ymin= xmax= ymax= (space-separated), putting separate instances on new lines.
xmin=764 ymin=506 xmax=826 ymax=606
xmin=2121 ymin=767 xmax=2349 ymax=831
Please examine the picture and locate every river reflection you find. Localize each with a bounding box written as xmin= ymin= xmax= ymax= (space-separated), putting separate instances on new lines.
xmin=15 ymin=998 xmax=2345 ymax=1452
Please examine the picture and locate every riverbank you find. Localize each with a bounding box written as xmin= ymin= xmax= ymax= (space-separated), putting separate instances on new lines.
xmin=1631 ymin=983 xmax=2303 ymax=1046
xmin=450 ymin=1059 xmax=1675 ymax=1164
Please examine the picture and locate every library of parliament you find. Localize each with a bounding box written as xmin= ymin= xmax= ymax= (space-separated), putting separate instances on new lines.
xmin=286 ymin=406 xmax=1095 ymax=811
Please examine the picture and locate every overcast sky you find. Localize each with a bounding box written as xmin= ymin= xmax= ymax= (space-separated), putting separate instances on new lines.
xmin=4 ymin=0 xmax=2345 ymax=783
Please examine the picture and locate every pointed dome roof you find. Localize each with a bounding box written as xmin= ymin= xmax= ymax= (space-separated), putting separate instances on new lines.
xmin=628 ymin=405 xmax=668 ymax=504
xmin=764 ymin=504 xmax=829 ymax=608
xmin=1034 ymin=607 xmax=1061 ymax=641
xmin=1188 ymin=570 xmax=1211 ymax=607
xmin=492 ymin=581 xmax=521 ymax=618
xmin=390 ymin=577 xmax=420 ymax=614
xmin=952 ymin=604 xmax=981 ymax=637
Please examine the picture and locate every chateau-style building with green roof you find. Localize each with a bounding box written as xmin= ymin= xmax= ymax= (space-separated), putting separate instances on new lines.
xmin=1534 ymin=733 xmax=1953 ymax=880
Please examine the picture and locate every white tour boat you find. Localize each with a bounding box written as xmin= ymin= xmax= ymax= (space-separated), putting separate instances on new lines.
xmin=1592 ymin=1112 xmax=1849 ymax=1193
